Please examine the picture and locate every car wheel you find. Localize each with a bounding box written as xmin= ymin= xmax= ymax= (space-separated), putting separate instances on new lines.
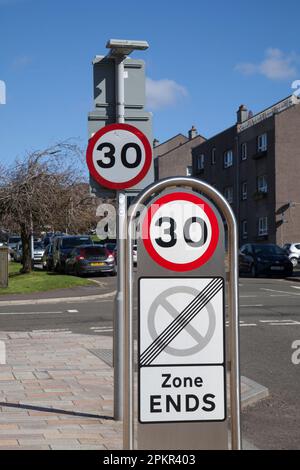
xmin=251 ymin=264 xmax=257 ymax=278
xmin=290 ymin=257 xmax=298 ymax=268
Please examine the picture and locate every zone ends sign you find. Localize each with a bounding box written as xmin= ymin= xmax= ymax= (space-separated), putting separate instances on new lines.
xmin=86 ymin=123 xmax=152 ymax=190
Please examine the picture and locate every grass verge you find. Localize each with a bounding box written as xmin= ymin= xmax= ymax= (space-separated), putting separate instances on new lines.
xmin=0 ymin=262 xmax=94 ymax=296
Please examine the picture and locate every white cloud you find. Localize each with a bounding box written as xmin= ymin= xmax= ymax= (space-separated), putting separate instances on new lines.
xmin=146 ymin=77 xmax=188 ymax=110
xmin=235 ymin=48 xmax=298 ymax=80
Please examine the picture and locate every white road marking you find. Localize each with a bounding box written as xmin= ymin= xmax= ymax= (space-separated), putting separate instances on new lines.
xmin=260 ymin=319 xmax=300 ymax=326
xmin=241 ymin=304 xmax=263 ymax=308
xmin=91 ymin=329 xmax=113 ymax=333
xmin=261 ymin=288 xmax=300 ymax=296
xmin=291 ymin=285 xmax=300 ymax=290
xmin=67 ymin=310 xmax=78 ymax=313
xmin=0 ymin=311 xmax=63 ymax=315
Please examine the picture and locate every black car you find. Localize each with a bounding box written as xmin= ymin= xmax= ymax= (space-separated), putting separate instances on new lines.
xmin=239 ymin=243 xmax=293 ymax=277
xmin=42 ymin=244 xmax=54 ymax=271
xmin=65 ymin=245 xmax=115 ymax=276
xmin=52 ymin=235 xmax=93 ymax=272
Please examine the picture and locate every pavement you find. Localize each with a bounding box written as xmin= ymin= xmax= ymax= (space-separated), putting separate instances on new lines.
xmin=0 ymin=330 xmax=267 ymax=450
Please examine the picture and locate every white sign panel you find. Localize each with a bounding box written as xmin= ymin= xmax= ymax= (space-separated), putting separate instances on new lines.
xmin=138 ymin=277 xmax=226 ymax=423
xmin=140 ymin=365 xmax=225 ymax=423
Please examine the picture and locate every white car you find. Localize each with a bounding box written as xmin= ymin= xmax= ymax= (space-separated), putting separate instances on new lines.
xmin=283 ymin=243 xmax=300 ymax=267
xmin=33 ymin=242 xmax=45 ymax=263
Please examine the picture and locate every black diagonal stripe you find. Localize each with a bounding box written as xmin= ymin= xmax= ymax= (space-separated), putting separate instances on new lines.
xmin=140 ymin=278 xmax=222 ymax=367
xmin=140 ymin=279 xmax=221 ymax=365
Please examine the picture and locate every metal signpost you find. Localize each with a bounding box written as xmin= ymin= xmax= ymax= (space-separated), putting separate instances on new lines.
xmin=124 ymin=177 xmax=241 ymax=450
xmin=86 ymin=39 xmax=153 ymax=421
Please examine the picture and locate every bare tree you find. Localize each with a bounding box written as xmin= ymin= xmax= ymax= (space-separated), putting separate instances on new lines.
xmin=0 ymin=142 xmax=93 ymax=273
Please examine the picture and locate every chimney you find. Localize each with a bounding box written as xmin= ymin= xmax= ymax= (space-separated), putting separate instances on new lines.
xmin=188 ymin=125 xmax=197 ymax=140
xmin=237 ymin=104 xmax=249 ymax=124
xmin=153 ymin=138 xmax=160 ymax=148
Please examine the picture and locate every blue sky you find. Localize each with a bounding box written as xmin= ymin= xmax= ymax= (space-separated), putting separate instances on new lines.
xmin=0 ymin=0 xmax=299 ymax=165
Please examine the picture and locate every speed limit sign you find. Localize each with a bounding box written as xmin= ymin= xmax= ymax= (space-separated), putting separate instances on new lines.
xmin=142 ymin=192 xmax=219 ymax=271
xmin=86 ymin=123 xmax=152 ymax=190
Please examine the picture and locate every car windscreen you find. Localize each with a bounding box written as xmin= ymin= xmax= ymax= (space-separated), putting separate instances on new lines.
xmin=61 ymin=237 xmax=91 ymax=249
xmin=105 ymin=243 xmax=116 ymax=251
xmin=34 ymin=243 xmax=44 ymax=250
xmin=253 ymin=245 xmax=285 ymax=256
xmin=80 ymin=247 xmax=107 ymax=259
xmin=9 ymin=237 xmax=21 ymax=243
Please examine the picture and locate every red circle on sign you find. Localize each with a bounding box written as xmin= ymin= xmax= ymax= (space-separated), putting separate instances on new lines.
xmin=86 ymin=123 xmax=152 ymax=190
xmin=142 ymin=192 xmax=219 ymax=272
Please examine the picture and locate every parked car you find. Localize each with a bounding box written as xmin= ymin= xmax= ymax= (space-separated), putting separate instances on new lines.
xmin=104 ymin=242 xmax=117 ymax=258
xmin=13 ymin=242 xmax=23 ymax=262
xmin=33 ymin=242 xmax=45 ymax=263
xmin=283 ymin=243 xmax=300 ymax=267
xmin=52 ymin=235 xmax=93 ymax=273
xmin=42 ymin=243 xmax=54 ymax=271
xmin=8 ymin=235 xmax=21 ymax=254
xmin=43 ymin=235 xmax=53 ymax=248
xmin=65 ymin=245 xmax=115 ymax=276
xmin=239 ymin=243 xmax=293 ymax=277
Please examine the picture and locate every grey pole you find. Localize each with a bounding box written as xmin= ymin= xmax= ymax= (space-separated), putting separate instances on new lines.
xmin=114 ymin=56 xmax=126 ymax=420
xmin=124 ymin=177 xmax=241 ymax=450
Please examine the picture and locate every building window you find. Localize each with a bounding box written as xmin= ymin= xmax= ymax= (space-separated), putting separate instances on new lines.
xmin=241 ymin=142 xmax=247 ymax=160
xmin=257 ymin=175 xmax=268 ymax=193
xmin=224 ymin=149 xmax=233 ymax=168
xmin=242 ymin=220 xmax=248 ymax=239
xmin=224 ymin=186 xmax=233 ymax=204
xmin=258 ymin=216 xmax=268 ymax=236
xmin=186 ymin=166 xmax=192 ymax=176
xmin=241 ymin=181 xmax=247 ymax=200
xmin=257 ymin=133 xmax=268 ymax=152
xmin=196 ymin=154 xmax=205 ymax=171
xmin=211 ymin=148 xmax=216 ymax=165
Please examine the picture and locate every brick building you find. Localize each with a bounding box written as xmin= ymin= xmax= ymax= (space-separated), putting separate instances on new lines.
xmin=191 ymin=95 xmax=300 ymax=246
xmin=154 ymin=126 xmax=206 ymax=180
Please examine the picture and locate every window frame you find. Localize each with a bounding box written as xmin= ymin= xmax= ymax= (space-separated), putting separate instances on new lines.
xmin=211 ymin=147 xmax=216 ymax=165
xmin=257 ymin=133 xmax=268 ymax=152
xmin=241 ymin=142 xmax=247 ymax=161
xmin=241 ymin=181 xmax=248 ymax=200
xmin=224 ymin=185 xmax=233 ymax=204
xmin=224 ymin=149 xmax=233 ymax=168
xmin=196 ymin=154 xmax=205 ymax=171
xmin=257 ymin=175 xmax=268 ymax=193
xmin=242 ymin=220 xmax=248 ymax=239
xmin=258 ymin=216 xmax=268 ymax=236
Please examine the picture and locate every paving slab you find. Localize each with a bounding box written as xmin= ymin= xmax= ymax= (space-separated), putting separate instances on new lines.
xmin=0 ymin=331 xmax=267 ymax=450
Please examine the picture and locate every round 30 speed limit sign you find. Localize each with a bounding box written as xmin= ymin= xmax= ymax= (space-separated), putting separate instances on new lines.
xmin=86 ymin=123 xmax=152 ymax=190
xmin=142 ymin=192 xmax=219 ymax=272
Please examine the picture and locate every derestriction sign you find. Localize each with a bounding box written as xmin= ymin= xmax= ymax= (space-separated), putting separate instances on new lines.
xmin=138 ymin=277 xmax=226 ymax=423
